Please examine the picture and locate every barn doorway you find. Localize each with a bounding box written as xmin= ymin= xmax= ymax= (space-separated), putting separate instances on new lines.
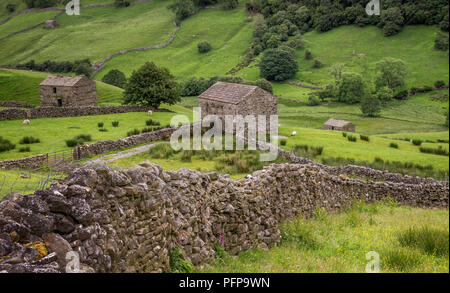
xmin=57 ymin=99 xmax=62 ymax=107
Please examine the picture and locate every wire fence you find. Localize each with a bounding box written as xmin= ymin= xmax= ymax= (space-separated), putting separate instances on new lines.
xmin=0 ymin=148 xmax=77 ymax=198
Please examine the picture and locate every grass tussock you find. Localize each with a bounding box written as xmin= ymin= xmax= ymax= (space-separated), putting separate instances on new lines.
xmin=397 ymin=226 xmax=449 ymax=257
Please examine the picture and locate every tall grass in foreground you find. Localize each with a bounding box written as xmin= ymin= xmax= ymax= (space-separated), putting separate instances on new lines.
xmin=397 ymin=226 xmax=449 ymax=257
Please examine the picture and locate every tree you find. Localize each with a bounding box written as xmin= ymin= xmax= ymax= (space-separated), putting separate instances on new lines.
xmin=375 ymin=58 xmax=406 ymax=92
xmin=376 ymin=86 xmax=394 ymax=102
xmin=361 ymin=96 xmax=381 ymax=117
xmin=74 ymin=63 xmax=93 ymax=77
xmin=102 ymin=69 xmax=127 ymax=88
xmin=330 ymin=63 xmax=346 ymax=81
xmin=381 ymin=7 xmax=404 ymax=36
xmin=435 ymin=31 xmax=449 ymax=51
xmin=168 ymin=0 xmax=195 ymax=21
xmin=260 ymin=49 xmax=298 ymax=81
xmin=197 ymin=41 xmax=212 ymax=53
xmin=337 ymin=72 xmax=366 ymax=104
xmin=123 ymin=62 xmax=180 ymax=108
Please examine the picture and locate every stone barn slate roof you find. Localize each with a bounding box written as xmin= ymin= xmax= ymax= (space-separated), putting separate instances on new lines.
xmin=198 ymin=82 xmax=259 ymax=104
xmin=324 ymin=118 xmax=353 ymax=128
xmin=40 ymin=75 xmax=85 ymax=87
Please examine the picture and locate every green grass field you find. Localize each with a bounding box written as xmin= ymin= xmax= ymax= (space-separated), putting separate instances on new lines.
xmin=277 ymin=90 xmax=449 ymax=135
xmin=277 ymin=127 xmax=449 ymax=172
xmin=239 ymin=25 xmax=450 ymax=89
xmin=197 ymin=201 xmax=449 ymax=273
xmin=0 ymin=68 xmax=124 ymax=105
xmin=0 ymin=0 xmax=175 ymax=65
xmin=0 ymin=104 xmax=192 ymax=160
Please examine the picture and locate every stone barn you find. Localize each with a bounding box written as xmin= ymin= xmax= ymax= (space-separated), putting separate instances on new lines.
xmin=40 ymin=75 xmax=97 ymax=107
xmin=198 ymin=82 xmax=278 ymax=132
xmin=323 ymin=118 xmax=356 ymax=132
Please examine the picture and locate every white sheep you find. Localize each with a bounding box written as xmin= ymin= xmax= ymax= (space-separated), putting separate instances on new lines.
xmin=148 ymin=110 xmax=153 ymax=116
xmin=23 ymin=119 xmax=30 ymax=125
xmin=291 ymin=131 xmax=297 ymax=136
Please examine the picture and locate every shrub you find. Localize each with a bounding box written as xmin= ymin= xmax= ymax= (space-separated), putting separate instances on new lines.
xmin=376 ymin=86 xmax=394 ymax=102
xmin=180 ymin=77 xmax=209 ymax=96
xmin=169 ymin=245 xmax=194 ymax=273
xmin=310 ymin=146 xmax=324 ymax=156
xmin=360 ymin=135 xmax=370 ymax=142
xmin=382 ymin=248 xmax=422 ymax=272
xmin=397 ymin=226 xmax=449 ymax=257
xmin=312 ymin=59 xmax=323 ymax=68
xmin=146 ymin=119 xmax=160 ymax=126
xmin=342 ymin=132 xmax=347 ymax=138
xmin=6 ymin=3 xmax=16 ymax=12
xmin=66 ymin=134 xmax=92 ymax=147
xmin=114 ymin=0 xmax=130 ymax=8
xmin=393 ymin=89 xmax=409 ymax=100
xmin=412 ymin=139 xmax=422 ymax=146
xmin=434 ymin=80 xmax=446 ymax=89
xmin=181 ymin=150 xmax=193 ymax=162
xmin=102 ymin=69 xmax=127 ymax=88
xmin=149 ymin=143 xmax=179 ymax=159
xmin=360 ymin=96 xmax=381 ymax=117
xmin=127 ymin=129 xmax=141 ymax=137
xmin=97 ymin=122 xmax=104 ymax=128
xmin=307 ymin=95 xmax=321 ymax=106
xmin=141 ymin=127 xmax=153 ymax=133
xmin=280 ymin=139 xmax=287 ymax=146
xmin=305 ymin=49 xmax=312 ymax=60
xmin=197 ymin=41 xmax=212 ymax=53
xmin=19 ymin=146 xmax=31 ymax=153
xmin=19 ymin=136 xmax=40 ymax=144
xmin=74 ymin=134 xmax=92 ymax=142
xmin=347 ymin=135 xmax=357 ymax=142
xmin=435 ymin=31 xmax=449 ymax=51
xmin=260 ymin=49 xmax=299 ymax=81
xmin=389 ymin=143 xmax=399 ymax=149
xmin=112 ymin=121 xmax=119 ymax=127
xmin=419 ymin=146 xmax=449 ymax=156
xmin=280 ymin=217 xmax=318 ymax=249
xmin=65 ymin=139 xmax=78 ymax=148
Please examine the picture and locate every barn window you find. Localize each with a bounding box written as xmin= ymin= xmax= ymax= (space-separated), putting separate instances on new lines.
xmin=53 ymin=87 xmax=57 ymax=94
xmin=57 ymin=99 xmax=62 ymax=107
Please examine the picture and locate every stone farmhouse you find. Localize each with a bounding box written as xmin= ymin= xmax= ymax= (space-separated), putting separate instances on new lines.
xmin=198 ymin=82 xmax=278 ymax=132
xmin=40 ymin=75 xmax=97 ymax=107
xmin=323 ymin=118 xmax=356 ymax=132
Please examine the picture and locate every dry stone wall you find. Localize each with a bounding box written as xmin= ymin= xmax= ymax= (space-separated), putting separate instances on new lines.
xmin=0 ymin=105 xmax=164 ymax=121
xmin=0 ymin=161 xmax=448 ymax=273
xmin=0 ymin=154 xmax=48 ymax=171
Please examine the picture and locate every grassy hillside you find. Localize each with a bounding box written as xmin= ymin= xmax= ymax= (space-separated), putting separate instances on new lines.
xmin=0 ymin=0 xmax=175 ymax=65
xmin=0 ymin=68 xmax=124 ymax=105
xmin=0 ymin=10 xmax=60 ymax=39
xmin=96 ymin=7 xmax=253 ymax=79
xmin=239 ymin=26 xmax=449 ymax=90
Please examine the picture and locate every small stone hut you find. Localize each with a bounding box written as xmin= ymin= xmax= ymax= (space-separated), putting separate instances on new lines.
xmin=198 ymin=82 xmax=278 ymax=132
xmin=44 ymin=19 xmax=58 ymax=29
xmin=323 ymin=118 xmax=356 ymax=132
xmin=40 ymin=75 xmax=97 ymax=107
